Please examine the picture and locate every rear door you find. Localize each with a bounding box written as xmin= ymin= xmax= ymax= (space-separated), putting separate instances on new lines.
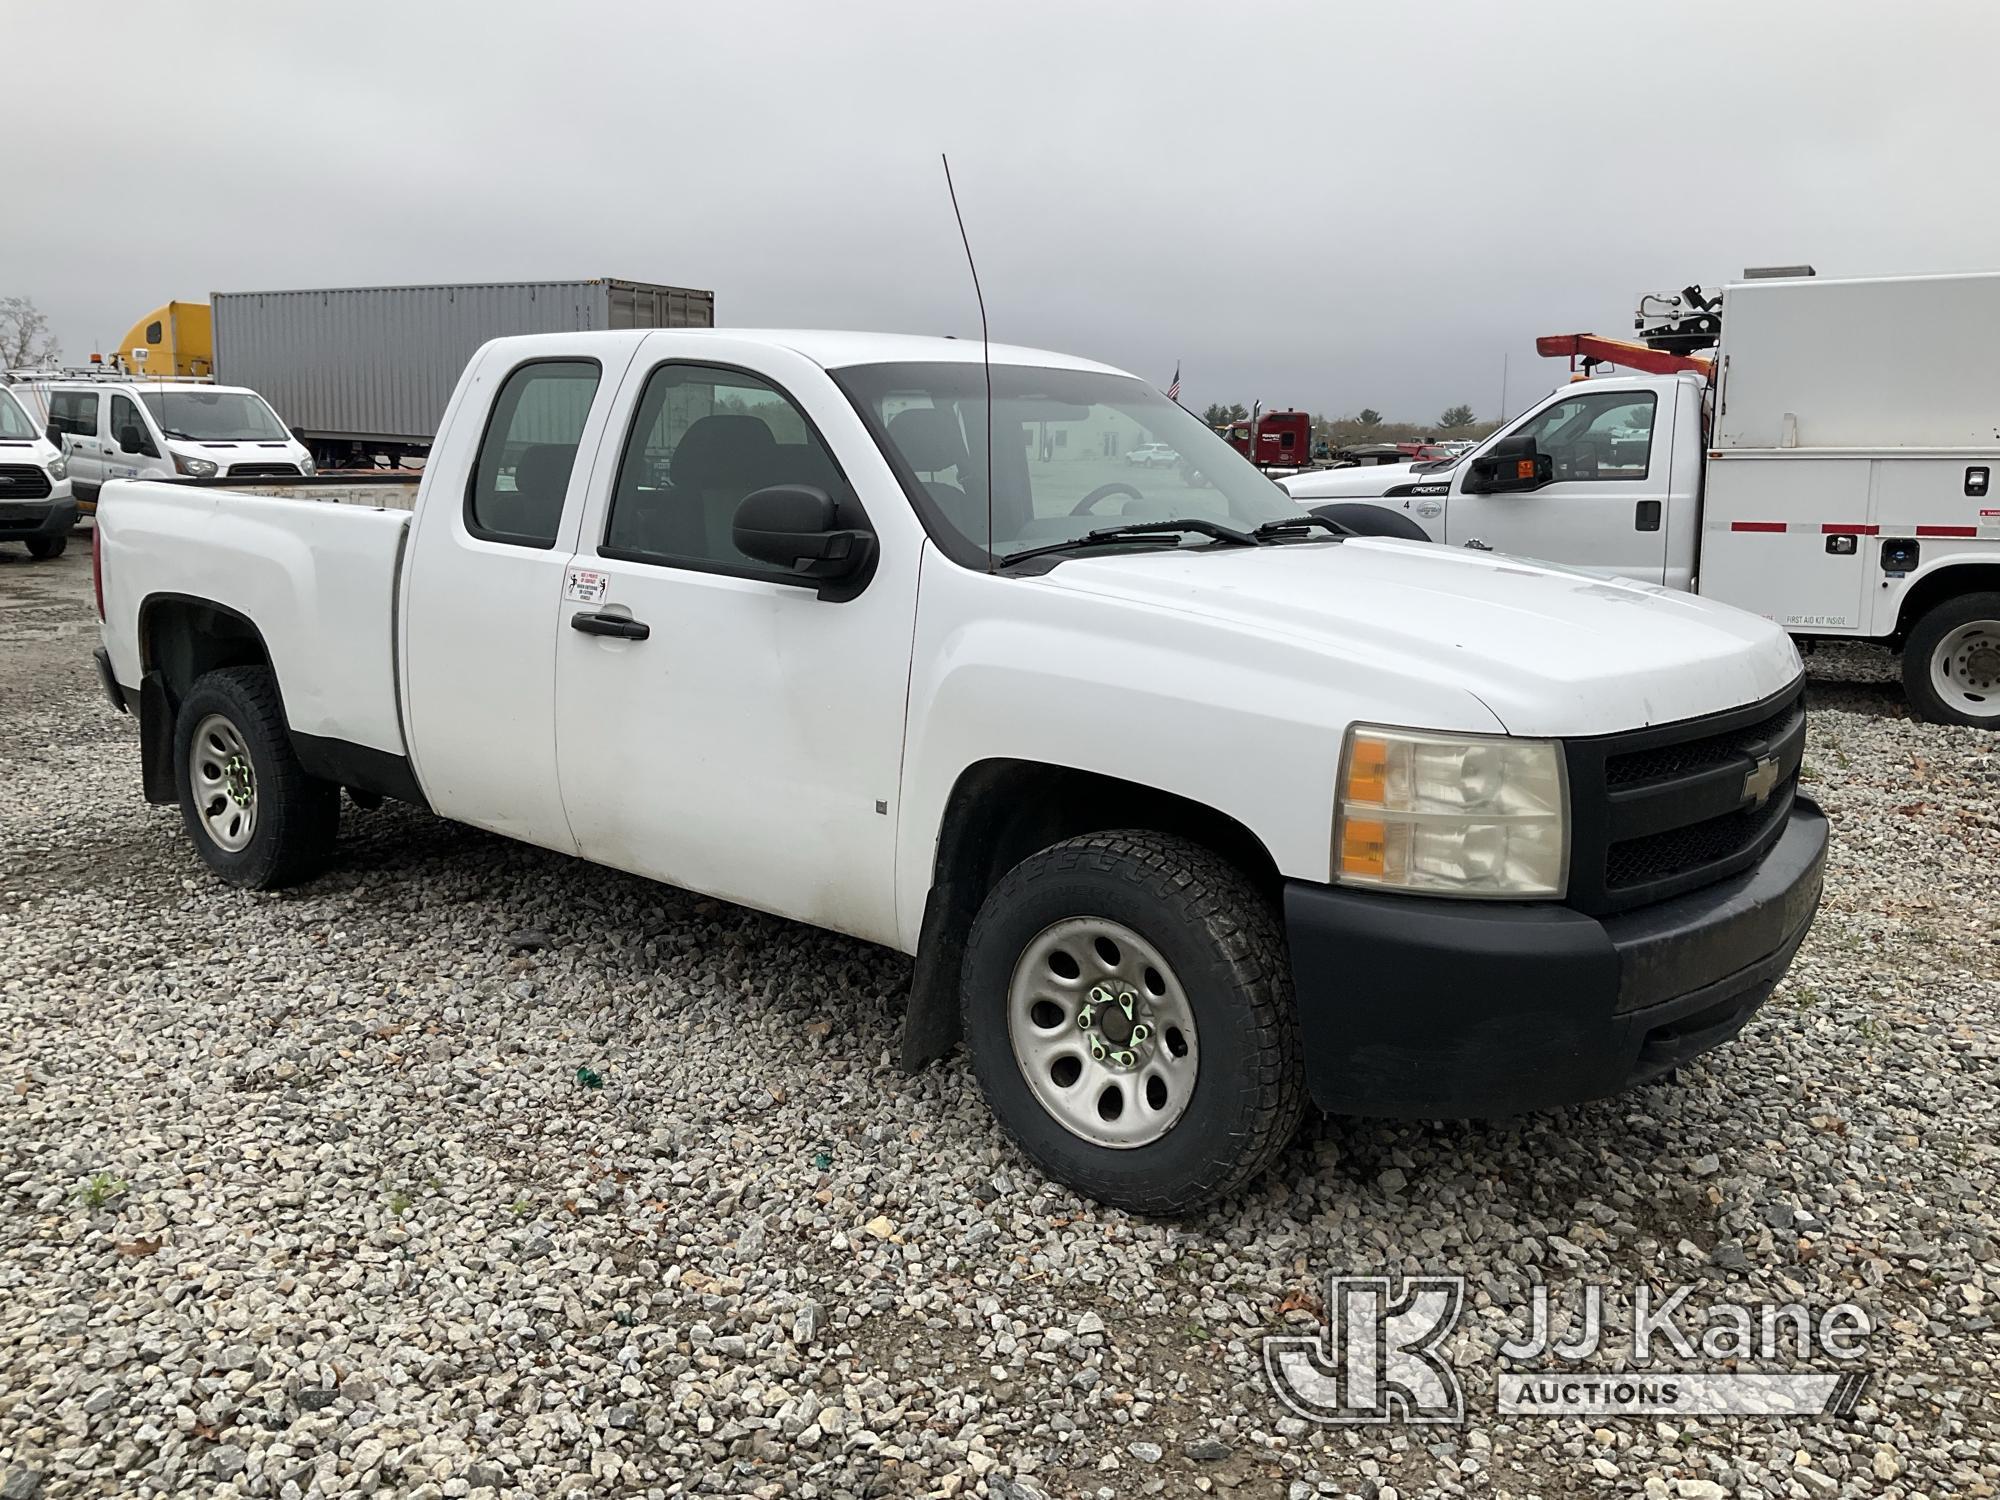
xmin=549 ymin=339 xmax=916 ymax=947
xmin=400 ymin=346 xmax=630 ymax=853
xmin=1447 ymin=386 xmax=1674 ymax=584
xmin=51 ymin=390 xmax=104 ymax=497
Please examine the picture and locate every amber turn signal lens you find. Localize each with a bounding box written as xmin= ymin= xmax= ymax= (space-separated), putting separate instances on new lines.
xmin=1345 ymin=736 xmax=1388 ymax=805
xmin=1340 ymin=818 xmax=1387 ymax=877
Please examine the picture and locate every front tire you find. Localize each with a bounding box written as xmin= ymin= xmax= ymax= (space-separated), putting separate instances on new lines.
xmin=173 ymin=666 xmax=339 ymax=888
xmin=961 ymin=831 xmax=1305 ymax=1213
xmin=26 ymin=535 xmax=66 ymax=560
xmin=1903 ymin=593 xmax=2000 ymax=727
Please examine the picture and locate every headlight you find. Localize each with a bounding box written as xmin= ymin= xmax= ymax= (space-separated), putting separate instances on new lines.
xmin=47 ymin=454 xmax=67 ymax=481
xmin=173 ymin=454 xmax=219 ymax=478
xmin=1334 ymin=725 xmax=1568 ymax=897
xmin=300 ymin=454 xmax=317 ymax=476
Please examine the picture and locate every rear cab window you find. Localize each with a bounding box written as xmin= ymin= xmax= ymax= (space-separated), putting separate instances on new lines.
xmin=465 ymin=360 xmax=602 ymax=547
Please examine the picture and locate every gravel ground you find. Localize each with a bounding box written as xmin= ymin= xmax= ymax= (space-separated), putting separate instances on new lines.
xmin=1 ymin=537 xmax=1996 ymax=1499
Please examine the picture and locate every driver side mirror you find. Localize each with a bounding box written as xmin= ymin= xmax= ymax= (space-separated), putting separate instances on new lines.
xmin=732 ymin=485 xmax=876 ymax=598
xmin=46 ymin=423 xmax=64 ymax=448
xmin=118 ymin=425 xmax=154 ymax=457
xmin=1463 ymin=436 xmax=1553 ymax=495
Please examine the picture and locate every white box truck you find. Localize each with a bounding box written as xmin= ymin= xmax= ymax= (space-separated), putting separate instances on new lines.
xmin=1283 ymin=271 xmax=2000 ymax=726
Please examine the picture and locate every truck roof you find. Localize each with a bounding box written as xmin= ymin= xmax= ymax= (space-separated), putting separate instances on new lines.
xmin=480 ymin=328 xmax=1130 ymax=376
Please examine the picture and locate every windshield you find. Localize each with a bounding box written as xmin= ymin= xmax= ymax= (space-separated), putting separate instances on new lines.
xmin=0 ymin=390 xmax=37 ymax=441
xmin=832 ymin=362 xmax=1305 ymax=565
xmin=138 ymin=389 xmax=290 ymax=442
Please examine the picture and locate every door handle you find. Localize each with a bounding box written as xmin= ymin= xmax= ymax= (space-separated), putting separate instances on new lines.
xmin=1462 ymin=538 xmax=1493 ymax=551
xmin=1634 ymin=499 xmax=1662 ymax=532
xmin=570 ymin=610 xmax=650 ymax=641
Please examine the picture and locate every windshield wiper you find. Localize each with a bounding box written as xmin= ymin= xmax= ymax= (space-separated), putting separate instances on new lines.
xmin=1000 ymin=517 xmax=1260 ymax=567
xmin=160 ymin=428 xmax=193 ymax=440
xmin=1251 ymin=514 xmax=1353 ymax=543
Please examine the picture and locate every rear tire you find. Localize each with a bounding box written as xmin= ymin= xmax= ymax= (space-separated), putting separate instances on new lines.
xmin=961 ymin=831 xmax=1305 ymax=1214
xmin=26 ymin=535 xmax=66 ymax=560
xmin=1902 ymin=593 xmax=2000 ymax=727
xmin=173 ymin=666 xmax=339 ymax=888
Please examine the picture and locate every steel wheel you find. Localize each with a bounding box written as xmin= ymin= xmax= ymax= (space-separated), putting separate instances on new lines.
xmin=1006 ymin=916 xmax=1200 ymax=1149
xmin=1930 ymin=620 xmax=2000 ymax=716
xmin=189 ymin=713 xmax=258 ymax=852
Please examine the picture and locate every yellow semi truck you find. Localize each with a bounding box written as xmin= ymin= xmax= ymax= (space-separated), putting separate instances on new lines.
xmin=112 ymin=302 xmax=213 ymax=378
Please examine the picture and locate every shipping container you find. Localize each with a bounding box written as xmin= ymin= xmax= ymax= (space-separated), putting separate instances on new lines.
xmin=211 ymin=279 xmax=714 ymax=465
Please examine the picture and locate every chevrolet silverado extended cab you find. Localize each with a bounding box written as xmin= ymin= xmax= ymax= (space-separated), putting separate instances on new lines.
xmin=95 ymin=329 xmax=1827 ymax=1212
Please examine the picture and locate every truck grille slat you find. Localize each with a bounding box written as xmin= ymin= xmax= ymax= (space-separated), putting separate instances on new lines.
xmin=1564 ymin=679 xmax=1806 ymax=916
xmin=0 ymin=465 xmax=53 ymax=500
xmin=228 ymin=462 xmax=302 ymax=479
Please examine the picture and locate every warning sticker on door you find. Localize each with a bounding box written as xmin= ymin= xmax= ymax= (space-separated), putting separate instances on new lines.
xmin=565 ymin=569 xmax=610 ymax=604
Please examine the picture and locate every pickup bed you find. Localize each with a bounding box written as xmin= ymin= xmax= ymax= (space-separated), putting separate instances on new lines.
xmin=95 ymin=328 xmax=1827 ymax=1211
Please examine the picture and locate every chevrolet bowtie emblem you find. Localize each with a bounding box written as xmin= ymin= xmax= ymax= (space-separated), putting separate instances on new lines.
xmin=1742 ymin=754 xmax=1782 ymax=809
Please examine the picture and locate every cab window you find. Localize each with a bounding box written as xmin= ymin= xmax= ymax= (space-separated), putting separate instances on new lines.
xmin=603 ymin=363 xmax=857 ymax=579
xmin=1511 ymin=391 xmax=1657 ymax=482
xmin=110 ymin=395 xmax=158 ymax=457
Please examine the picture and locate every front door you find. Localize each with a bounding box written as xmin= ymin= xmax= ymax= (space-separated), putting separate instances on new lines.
xmin=1447 ymin=386 xmax=1673 ymax=584
xmin=552 ymin=353 xmax=914 ymax=947
xmin=103 ymin=393 xmax=162 ymax=481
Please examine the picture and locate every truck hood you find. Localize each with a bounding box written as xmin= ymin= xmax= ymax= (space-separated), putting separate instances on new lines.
xmin=1280 ymin=462 xmax=1440 ymax=499
xmin=1027 ymin=538 xmax=1801 ymax=737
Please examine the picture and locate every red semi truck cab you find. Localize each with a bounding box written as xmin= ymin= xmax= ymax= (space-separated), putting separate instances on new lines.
xmin=1223 ymin=410 xmax=1313 ymax=468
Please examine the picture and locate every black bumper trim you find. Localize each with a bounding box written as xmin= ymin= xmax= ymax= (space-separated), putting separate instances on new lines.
xmin=0 ymin=498 xmax=79 ymax=538
xmin=93 ymin=647 xmax=130 ymax=715
xmin=1284 ymin=799 xmax=1827 ymax=1119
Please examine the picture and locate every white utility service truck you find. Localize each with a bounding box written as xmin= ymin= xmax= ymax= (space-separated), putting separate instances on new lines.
xmin=94 ymin=328 xmax=1825 ymax=1211
xmin=1285 ymin=271 xmax=2000 ymax=727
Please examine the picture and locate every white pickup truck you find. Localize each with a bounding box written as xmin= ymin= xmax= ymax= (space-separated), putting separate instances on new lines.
xmin=94 ymin=328 xmax=1826 ymax=1211
xmin=1284 ymin=270 xmax=2000 ymax=727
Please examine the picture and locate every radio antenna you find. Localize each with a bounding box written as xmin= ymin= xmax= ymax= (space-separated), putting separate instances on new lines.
xmin=941 ymin=153 xmax=995 ymax=572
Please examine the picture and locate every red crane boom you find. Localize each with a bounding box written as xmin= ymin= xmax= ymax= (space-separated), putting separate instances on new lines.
xmin=1535 ymin=333 xmax=1714 ymax=380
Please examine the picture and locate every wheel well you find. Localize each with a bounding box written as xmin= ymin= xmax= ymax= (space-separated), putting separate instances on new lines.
xmin=933 ymin=759 xmax=1281 ymax=906
xmin=898 ymin=759 xmax=1283 ymax=1072
xmin=1893 ymin=565 xmax=2000 ymax=644
xmin=140 ymin=595 xmax=273 ymax=702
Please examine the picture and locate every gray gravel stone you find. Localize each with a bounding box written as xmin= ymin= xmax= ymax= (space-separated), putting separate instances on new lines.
xmin=0 ymin=563 xmax=1992 ymax=1499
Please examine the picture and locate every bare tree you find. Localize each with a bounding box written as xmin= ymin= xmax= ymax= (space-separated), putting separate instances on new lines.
xmin=0 ymin=297 xmax=60 ymax=368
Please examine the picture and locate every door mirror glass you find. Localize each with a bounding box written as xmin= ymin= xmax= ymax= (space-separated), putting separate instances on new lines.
xmin=46 ymin=424 xmax=64 ymax=448
xmin=1464 ymin=436 xmax=1552 ymax=495
xmin=119 ymin=425 xmax=151 ymax=456
xmin=732 ymin=485 xmax=875 ymax=583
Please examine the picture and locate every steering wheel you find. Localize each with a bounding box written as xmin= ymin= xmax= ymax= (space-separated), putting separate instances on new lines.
xmin=1070 ymin=481 xmax=1144 ymax=517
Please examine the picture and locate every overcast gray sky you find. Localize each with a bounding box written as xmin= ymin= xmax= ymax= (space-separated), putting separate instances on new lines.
xmin=10 ymin=0 xmax=1999 ymax=423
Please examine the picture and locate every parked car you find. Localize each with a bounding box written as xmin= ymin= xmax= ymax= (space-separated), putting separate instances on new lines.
xmin=0 ymin=384 xmax=76 ymax=558
xmin=1281 ymin=269 xmax=2000 ymax=727
xmin=96 ymin=328 xmax=1826 ymax=1212
xmin=12 ymin=375 xmax=314 ymax=512
xmin=1124 ymin=442 xmax=1179 ymax=467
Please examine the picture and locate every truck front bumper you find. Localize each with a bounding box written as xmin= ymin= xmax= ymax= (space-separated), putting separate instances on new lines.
xmin=0 ymin=497 xmax=79 ymax=539
xmin=1284 ymin=798 xmax=1827 ymax=1117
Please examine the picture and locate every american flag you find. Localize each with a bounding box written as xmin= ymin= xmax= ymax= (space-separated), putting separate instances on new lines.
xmin=1166 ymin=363 xmax=1181 ymax=402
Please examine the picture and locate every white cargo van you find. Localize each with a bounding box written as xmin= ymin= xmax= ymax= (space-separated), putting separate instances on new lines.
xmin=17 ymin=374 xmax=314 ymax=510
xmin=1282 ymin=271 xmax=2000 ymax=726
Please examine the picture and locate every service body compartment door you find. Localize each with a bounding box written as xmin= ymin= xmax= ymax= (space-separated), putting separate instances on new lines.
xmin=1698 ymin=456 xmax=1869 ymax=634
